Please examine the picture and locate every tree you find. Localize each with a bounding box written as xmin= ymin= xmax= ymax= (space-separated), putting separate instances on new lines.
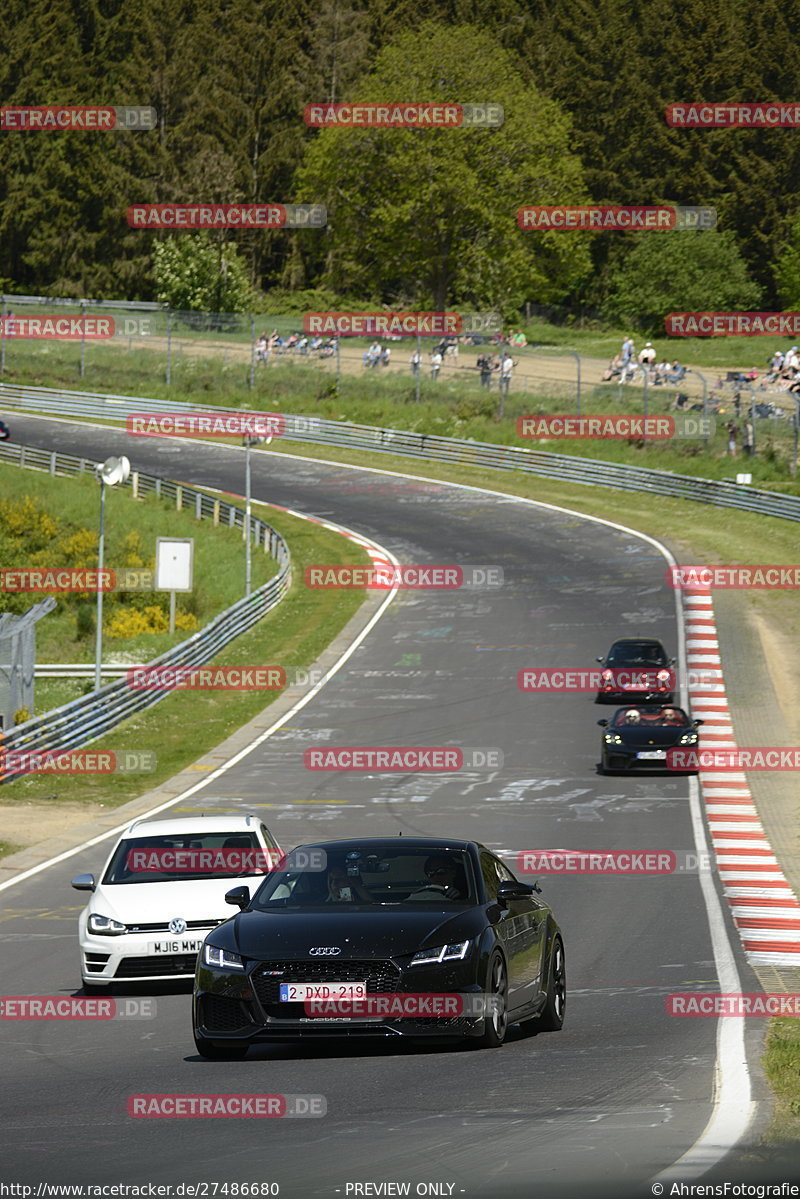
xmin=602 ymin=230 xmax=762 ymax=332
xmin=294 ymin=22 xmax=592 ymax=313
xmin=774 ymin=213 xmax=800 ymax=309
xmin=153 ymin=234 xmax=254 ymax=312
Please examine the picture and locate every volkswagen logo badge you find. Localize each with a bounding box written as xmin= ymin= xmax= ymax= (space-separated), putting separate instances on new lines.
xmin=309 ymin=947 xmax=341 ymax=956
xmin=168 ymin=917 xmax=187 ymax=935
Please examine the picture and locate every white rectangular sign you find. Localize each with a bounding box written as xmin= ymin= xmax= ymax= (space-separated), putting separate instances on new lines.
xmin=155 ymin=538 xmax=194 ymax=592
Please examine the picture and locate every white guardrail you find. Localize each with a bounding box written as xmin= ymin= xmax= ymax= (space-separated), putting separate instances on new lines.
xmin=0 ymin=439 xmax=290 ymax=783
xmin=2 ymin=381 xmax=800 ymax=520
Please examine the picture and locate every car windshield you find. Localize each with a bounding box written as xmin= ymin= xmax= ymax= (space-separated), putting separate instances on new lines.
xmin=606 ymin=641 xmax=668 ymax=667
xmin=251 ymin=846 xmax=476 ymax=909
xmin=102 ymin=832 xmax=272 ymax=884
xmin=612 ymin=707 xmax=690 ymax=728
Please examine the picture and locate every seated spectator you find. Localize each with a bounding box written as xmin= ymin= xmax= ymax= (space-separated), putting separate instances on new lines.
xmin=668 ymin=360 xmax=686 ymax=383
xmin=780 ymin=346 xmax=800 ymax=379
xmin=638 ymin=342 xmax=656 ymax=369
xmin=602 ymin=354 xmax=624 ymax=381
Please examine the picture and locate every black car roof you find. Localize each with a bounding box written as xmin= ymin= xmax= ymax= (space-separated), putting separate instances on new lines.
xmin=608 ymin=638 xmax=666 ymax=646
xmin=289 ymin=837 xmax=484 ymax=853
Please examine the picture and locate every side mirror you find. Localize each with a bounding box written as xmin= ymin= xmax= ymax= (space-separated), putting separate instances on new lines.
xmin=225 ymin=886 xmax=251 ymax=910
xmin=669 ymin=658 xmax=676 ymax=666
xmin=71 ymin=873 xmax=96 ymax=892
xmin=596 ymin=656 xmax=605 ymax=663
xmin=496 ymin=879 xmax=537 ymax=906
xmin=694 ymin=718 xmax=704 ymax=726
xmin=597 ymin=719 xmax=609 ymax=727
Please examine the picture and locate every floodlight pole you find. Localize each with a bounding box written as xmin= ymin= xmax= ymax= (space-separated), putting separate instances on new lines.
xmin=94 ymin=477 xmax=107 ymax=691
xmin=245 ymin=438 xmax=253 ymax=597
xmin=94 ymin=456 xmax=130 ymax=691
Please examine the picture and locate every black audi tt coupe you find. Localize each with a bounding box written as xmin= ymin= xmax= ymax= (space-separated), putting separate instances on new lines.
xmin=192 ymin=837 xmax=566 ymax=1057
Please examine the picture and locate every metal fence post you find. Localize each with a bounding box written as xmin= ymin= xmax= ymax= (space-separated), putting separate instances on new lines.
xmin=166 ymin=309 xmax=172 ymax=386
xmin=0 ymin=297 xmax=6 ymax=374
xmin=249 ymin=315 xmax=256 ymax=390
xmin=79 ymin=300 xmax=86 ymax=378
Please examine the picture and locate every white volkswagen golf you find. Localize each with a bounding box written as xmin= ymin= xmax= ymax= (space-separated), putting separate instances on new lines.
xmin=71 ymin=814 xmax=281 ymax=991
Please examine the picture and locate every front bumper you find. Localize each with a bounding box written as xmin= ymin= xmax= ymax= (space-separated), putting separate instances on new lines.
xmin=194 ymin=957 xmax=484 ymax=1043
xmin=80 ymin=929 xmax=215 ymax=985
xmin=601 ymin=749 xmax=697 ymax=773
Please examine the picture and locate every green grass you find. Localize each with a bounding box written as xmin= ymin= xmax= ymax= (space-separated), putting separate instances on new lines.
xmin=763 ymin=1018 xmax=800 ymax=1143
xmin=4 ymin=339 xmax=799 ymax=486
xmin=0 ymin=493 xmax=372 ymax=809
xmin=0 ymin=462 xmax=279 ymax=714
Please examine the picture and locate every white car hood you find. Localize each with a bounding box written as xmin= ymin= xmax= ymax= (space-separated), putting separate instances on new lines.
xmin=90 ymin=877 xmax=260 ymax=924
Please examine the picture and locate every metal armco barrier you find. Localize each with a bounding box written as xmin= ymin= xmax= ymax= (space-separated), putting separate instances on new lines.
xmin=2 ymin=381 xmax=800 ymax=522
xmin=0 ymin=438 xmax=290 ymax=783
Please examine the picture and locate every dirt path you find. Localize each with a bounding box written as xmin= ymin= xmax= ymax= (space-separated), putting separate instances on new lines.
xmin=123 ymin=333 xmax=717 ymax=400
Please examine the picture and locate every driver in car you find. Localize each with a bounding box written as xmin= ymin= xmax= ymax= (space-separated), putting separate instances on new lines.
xmin=326 ymin=864 xmax=372 ymax=903
xmin=408 ymin=854 xmax=465 ymax=901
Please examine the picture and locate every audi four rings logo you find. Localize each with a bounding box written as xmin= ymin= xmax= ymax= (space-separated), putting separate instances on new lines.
xmin=168 ymin=917 xmax=187 ymax=935
xmin=309 ymin=947 xmax=341 ymax=955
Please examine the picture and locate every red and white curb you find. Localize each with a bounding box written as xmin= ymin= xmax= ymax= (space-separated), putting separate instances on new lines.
xmin=685 ymin=587 xmax=800 ymax=968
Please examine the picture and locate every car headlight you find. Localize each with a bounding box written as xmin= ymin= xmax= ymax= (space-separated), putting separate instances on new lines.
xmin=678 ymin=732 xmax=699 ymax=745
xmin=657 ymin=670 xmax=671 ymax=685
xmin=203 ymin=943 xmax=245 ymax=971
xmin=410 ymin=941 xmax=470 ymax=967
xmin=600 ymin=670 xmax=614 ymax=687
xmin=87 ymin=913 xmax=126 ymax=936
xmin=603 ymin=733 xmax=623 ymax=745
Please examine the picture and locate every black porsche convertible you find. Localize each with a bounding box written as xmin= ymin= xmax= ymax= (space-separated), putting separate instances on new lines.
xmin=192 ymin=837 xmax=565 ymax=1057
xmin=598 ymin=704 xmax=703 ymax=773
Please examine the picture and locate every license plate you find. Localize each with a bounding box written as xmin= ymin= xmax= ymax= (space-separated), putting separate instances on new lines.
xmin=279 ymin=982 xmax=367 ymax=1002
xmin=148 ymin=939 xmax=204 ymax=955
xmin=636 ymin=750 xmax=667 ymax=760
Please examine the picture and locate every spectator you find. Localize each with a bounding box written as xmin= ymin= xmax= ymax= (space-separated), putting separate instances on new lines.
xmin=380 ymin=345 xmax=391 ymax=367
xmin=668 ymin=360 xmax=686 ymax=383
xmin=256 ymin=333 xmax=269 ymax=364
xmin=784 ymin=346 xmax=800 ymax=374
xmin=742 ymin=419 xmax=755 ymax=456
xmin=638 ymin=342 xmax=656 ymax=369
xmin=430 ymin=348 xmax=443 ymax=380
xmin=498 ymin=351 xmax=514 ymax=397
xmin=621 ymin=336 xmax=635 ymax=365
xmin=602 ymin=354 xmax=623 ymax=382
xmin=477 ymin=353 xmax=494 ymax=388
xmin=726 ymin=420 xmax=739 ymax=457
xmin=410 ymin=348 xmax=421 ymax=377
xmin=653 ymin=359 xmax=671 ymax=385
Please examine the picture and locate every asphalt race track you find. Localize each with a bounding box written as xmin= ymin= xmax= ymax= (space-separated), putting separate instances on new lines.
xmin=0 ymin=415 xmax=771 ymax=1199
